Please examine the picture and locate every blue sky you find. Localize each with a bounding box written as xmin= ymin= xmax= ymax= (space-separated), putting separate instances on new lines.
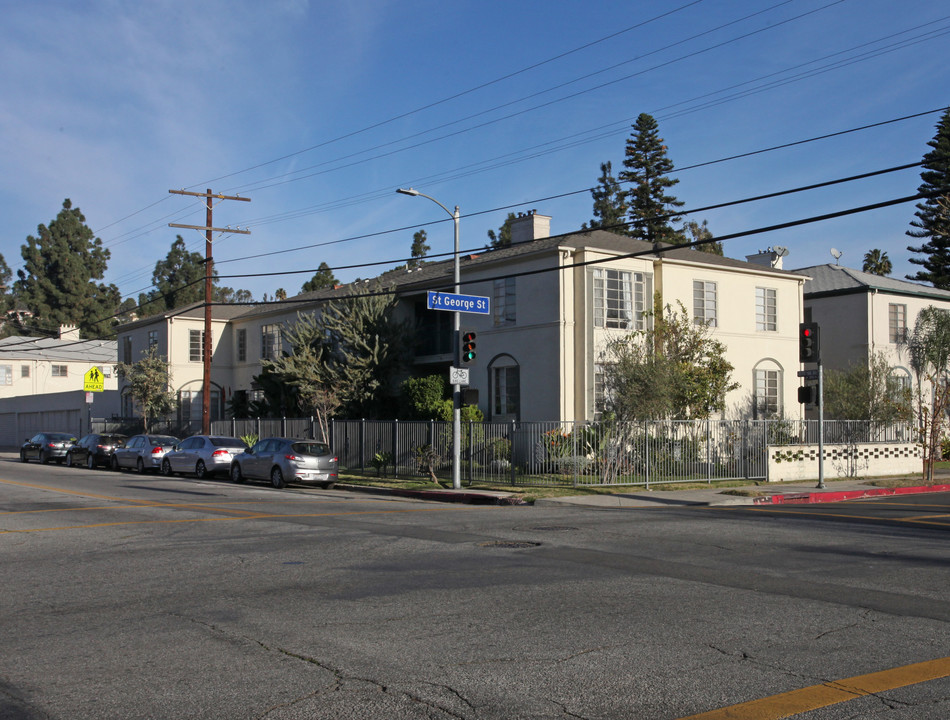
xmin=1 ymin=0 xmax=948 ymax=310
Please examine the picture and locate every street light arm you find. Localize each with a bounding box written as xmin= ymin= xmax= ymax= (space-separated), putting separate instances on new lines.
xmin=396 ymin=187 xmax=454 ymax=219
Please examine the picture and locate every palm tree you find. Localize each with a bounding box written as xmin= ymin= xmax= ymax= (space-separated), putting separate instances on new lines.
xmin=862 ymin=249 xmax=893 ymax=276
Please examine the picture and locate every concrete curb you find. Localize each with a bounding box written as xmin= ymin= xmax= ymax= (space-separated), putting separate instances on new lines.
xmin=751 ymin=483 xmax=950 ymax=505
xmin=334 ymin=483 xmax=526 ymax=505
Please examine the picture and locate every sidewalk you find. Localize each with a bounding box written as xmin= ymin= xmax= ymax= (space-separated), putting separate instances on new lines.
xmin=337 ymin=472 xmax=950 ymax=508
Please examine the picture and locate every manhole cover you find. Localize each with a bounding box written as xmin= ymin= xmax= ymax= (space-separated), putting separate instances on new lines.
xmin=479 ymin=540 xmax=542 ymax=549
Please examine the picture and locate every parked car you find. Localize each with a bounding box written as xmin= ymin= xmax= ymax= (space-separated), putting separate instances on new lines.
xmin=20 ymin=433 xmax=78 ymax=464
xmin=230 ymin=438 xmax=338 ymax=489
xmin=111 ymin=434 xmax=180 ymax=473
xmin=66 ymin=433 xmax=127 ymax=469
xmin=161 ymin=435 xmax=248 ymax=479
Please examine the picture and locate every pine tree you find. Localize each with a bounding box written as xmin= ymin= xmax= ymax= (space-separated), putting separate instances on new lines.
xmin=618 ymin=114 xmax=685 ymax=244
xmin=409 ymin=229 xmax=430 ymax=269
xmin=137 ymin=236 xmax=207 ymax=316
xmin=907 ymin=108 xmax=950 ymax=287
xmin=15 ymin=199 xmax=121 ymax=338
xmin=583 ymin=161 xmax=628 ymax=233
xmin=301 ymin=262 xmax=339 ymax=293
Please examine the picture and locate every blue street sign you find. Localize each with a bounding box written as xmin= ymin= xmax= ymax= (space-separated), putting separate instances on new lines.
xmin=427 ymin=291 xmax=490 ymax=315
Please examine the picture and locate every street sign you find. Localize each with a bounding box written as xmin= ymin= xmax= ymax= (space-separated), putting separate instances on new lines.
xmin=797 ymin=369 xmax=819 ymax=380
xmin=450 ymin=367 xmax=470 ymax=386
xmin=83 ymin=366 xmax=105 ymax=392
xmin=427 ymin=291 xmax=490 ymax=315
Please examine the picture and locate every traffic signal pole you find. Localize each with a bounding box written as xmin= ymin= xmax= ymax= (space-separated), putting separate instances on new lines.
xmin=817 ymin=361 xmax=825 ymax=489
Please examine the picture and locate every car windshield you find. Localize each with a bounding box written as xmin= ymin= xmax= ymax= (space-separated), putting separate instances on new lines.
xmin=291 ymin=442 xmax=331 ymax=456
xmin=101 ymin=436 xmax=126 ymax=444
xmin=149 ymin=436 xmax=179 ymax=445
xmin=210 ymin=437 xmax=245 ymax=447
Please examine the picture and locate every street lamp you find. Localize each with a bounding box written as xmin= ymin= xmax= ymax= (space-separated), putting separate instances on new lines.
xmin=397 ymin=187 xmax=462 ymax=490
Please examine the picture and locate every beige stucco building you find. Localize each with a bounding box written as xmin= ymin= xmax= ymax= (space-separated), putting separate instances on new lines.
xmin=116 ymin=215 xmax=807 ymax=426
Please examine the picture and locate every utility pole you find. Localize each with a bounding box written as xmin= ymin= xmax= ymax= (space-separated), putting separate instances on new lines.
xmin=169 ymin=189 xmax=251 ymax=434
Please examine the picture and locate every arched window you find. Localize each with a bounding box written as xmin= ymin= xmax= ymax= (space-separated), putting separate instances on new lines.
xmin=489 ymin=355 xmax=520 ymax=422
xmin=752 ymin=359 xmax=784 ymax=419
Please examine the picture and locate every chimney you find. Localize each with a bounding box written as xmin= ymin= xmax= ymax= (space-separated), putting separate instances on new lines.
xmin=745 ymin=246 xmax=788 ymax=270
xmin=59 ymin=325 xmax=80 ymax=341
xmin=510 ymin=210 xmax=551 ymax=244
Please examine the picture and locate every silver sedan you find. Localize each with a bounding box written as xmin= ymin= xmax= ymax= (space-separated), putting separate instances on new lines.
xmin=161 ymin=435 xmax=248 ymax=479
xmin=230 ymin=438 xmax=338 ymax=489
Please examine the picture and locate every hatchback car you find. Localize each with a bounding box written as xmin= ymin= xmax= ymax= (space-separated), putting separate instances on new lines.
xmin=161 ymin=435 xmax=248 ymax=479
xmin=20 ymin=433 xmax=78 ymax=464
xmin=230 ymin=438 xmax=338 ymax=489
xmin=111 ymin=434 xmax=180 ymax=473
xmin=66 ymin=433 xmax=127 ymax=469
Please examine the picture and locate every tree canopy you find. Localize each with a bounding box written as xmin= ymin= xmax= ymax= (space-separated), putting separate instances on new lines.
xmin=301 ymin=262 xmax=339 ymax=294
xmin=15 ymin=199 xmax=121 ymax=338
xmin=409 ymin=229 xmax=430 ymax=269
xmin=906 ymin=108 xmax=950 ymax=287
xmin=862 ymin=249 xmax=893 ymax=276
xmin=259 ymin=283 xmax=415 ymax=421
xmin=137 ymin=236 xmax=254 ymax=316
xmin=487 ymin=213 xmax=517 ymax=249
xmin=601 ymin=301 xmax=738 ymax=420
xmin=115 ymin=347 xmax=177 ymax=433
xmin=583 ymin=161 xmax=628 ymax=233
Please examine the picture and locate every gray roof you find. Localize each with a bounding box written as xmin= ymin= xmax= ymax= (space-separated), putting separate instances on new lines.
xmin=0 ymin=335 xmax=116 ymax=362
xmin=121 ymin=230 xmax=802 ymax=325
xmin=791 ymin=264 xmax=950 ymax=301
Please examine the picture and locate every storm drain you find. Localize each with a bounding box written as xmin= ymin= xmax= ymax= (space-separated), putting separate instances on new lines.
xmin=478 ymin=540 xmax=542 ymax=549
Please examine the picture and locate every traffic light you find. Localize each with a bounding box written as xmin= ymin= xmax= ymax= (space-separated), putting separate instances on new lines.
xmin=799 ymin=322 xmax=820 ymax=363
xmin=797 ymin=384 xmax=818 ymax=405
xmin=460 ymin=330 xmax=477 ymax=364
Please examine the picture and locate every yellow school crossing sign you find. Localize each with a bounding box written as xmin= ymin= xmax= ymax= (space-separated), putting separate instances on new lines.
xmin=83 ymin=366 xmax=105 ymax=392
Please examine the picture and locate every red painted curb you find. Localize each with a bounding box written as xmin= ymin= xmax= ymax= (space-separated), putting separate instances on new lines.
xmin=753 ymin=484 xmax=950 ymax=505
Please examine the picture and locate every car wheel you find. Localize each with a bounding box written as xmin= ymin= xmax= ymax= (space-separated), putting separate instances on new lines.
xmin=40 ymin=450 xmax=50 ymax=465
xmin=161 ymin=458 xmax=173 ymax=476
xmin=270 ymin=466 xmax=286 ymax=489
xmin=111 ymin=455 xmax=120 ymax=471
xmin=66 ymin=453 xmax=75 ymax=468
xmin=87 ymin=454 xmax=97 ymax=470
xmin=20 ymin=451 xmax=28 ymax=463
xmin=230 ymin=464 xmax=245 ymax=484
xmin=136 ymin=458 xmax=146 ymax=474
xmin=195 ymin=460 xmax=207 ymax=479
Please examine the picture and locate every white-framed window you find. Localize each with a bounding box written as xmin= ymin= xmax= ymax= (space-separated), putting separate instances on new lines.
xmin=21 ymin=365 xmax=30 ymax=378
xmin=237 ymin=328 xmax=247 ymax=362
xmin=754 ymin=368 xmax=781 ymax=418
xmin=693 ymin=280 xmax=717 ymax=327
xmin=148 ymin=330 xmax=158 ymax=349
xmin=889 ymin=367 xmax=912 ymax=398
xmin=261 ymin=325 xmax=281 ymax=360
xmin=51 ymin=365 xmax=67 ymax=377
xmin=755 ymin=287 xmax=777 ymax=332
xmin=593 ymin=268 xmax=650 ymax=330
xmin=493 ymin=277 xmax=516 ymax=326
xmin=490 ymin=361 xmax=520 ymax=421
xmin=593 ymin=363 xmax=609 ymax=417
xmin=0 ymin=365 xmax=12 ymax=385
xmin=889 ymin=304 xmax=907 ymax=344
xmin=189 ymin=330 xmax=206 ymax=362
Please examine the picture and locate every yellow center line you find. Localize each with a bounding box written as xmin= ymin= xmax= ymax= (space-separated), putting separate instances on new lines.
xmin=679 ymin=656 xmax=950 ymax=719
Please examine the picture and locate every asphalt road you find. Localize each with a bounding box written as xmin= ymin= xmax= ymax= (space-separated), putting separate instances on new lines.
xmin=2 ymin=459 xmax=949 ymax=719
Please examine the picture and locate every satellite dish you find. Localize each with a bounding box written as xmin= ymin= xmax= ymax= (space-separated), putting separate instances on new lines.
xmin=773 ymin=246 xmax=789 ymax=257
xmin=830 ymin=248 xmax=842 ymax=264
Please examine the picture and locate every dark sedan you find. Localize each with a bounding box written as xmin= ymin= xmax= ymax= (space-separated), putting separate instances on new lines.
xmin=20 ymin=433 xmax=78 ymax=464
xmin=66 ymin=433 xmax=127 ymax=469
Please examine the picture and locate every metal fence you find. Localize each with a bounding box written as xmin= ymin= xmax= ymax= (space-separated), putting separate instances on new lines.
xmin=325 ymin=417 xmax=916 ymax=488
xmin=118 ymin=416 xmax=914 ymax=488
